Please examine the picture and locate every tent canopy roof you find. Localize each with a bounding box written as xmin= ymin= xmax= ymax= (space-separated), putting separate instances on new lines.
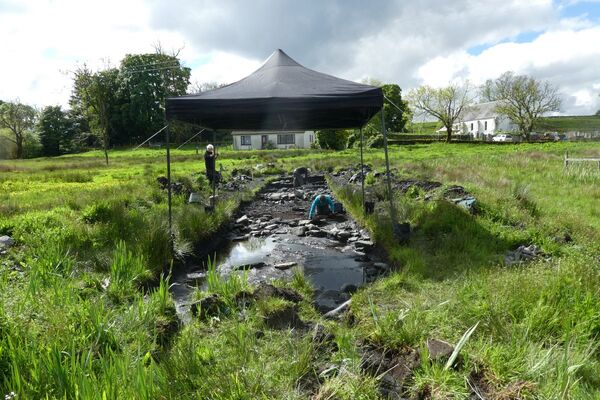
xmin=166 ymin=49 xmax=383 ymax=130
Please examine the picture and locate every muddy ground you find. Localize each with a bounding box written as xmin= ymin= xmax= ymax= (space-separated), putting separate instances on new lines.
xmin=171 ymin=174 xmax=389 ymax=320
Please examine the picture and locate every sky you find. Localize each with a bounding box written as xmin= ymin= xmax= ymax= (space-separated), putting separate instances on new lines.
xmin=1 ymin=0 xmax=599 ymax=115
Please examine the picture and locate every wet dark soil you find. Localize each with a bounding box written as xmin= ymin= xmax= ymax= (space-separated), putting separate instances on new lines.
xmin=171 ymin=174 xmax=389 ymax=320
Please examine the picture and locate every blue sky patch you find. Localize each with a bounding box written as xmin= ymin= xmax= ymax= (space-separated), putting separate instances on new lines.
xmin=559 ymin=1 xmax=600 ymax=20
xmin=467 ymin=30 xmax=544 ymax=56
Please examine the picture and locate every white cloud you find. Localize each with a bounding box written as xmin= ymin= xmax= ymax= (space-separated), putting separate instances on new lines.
xmin=190 ymin=52 xmax=262 ymax=87
xmin=0 ymin=0 xmax=598 ymax=115
xmin=0 ymin=0 xmax=187 ymax=107
xmin=417 ymin=26 xmax=600 ymax=114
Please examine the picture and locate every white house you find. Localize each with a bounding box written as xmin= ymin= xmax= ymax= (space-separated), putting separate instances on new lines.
xmin=231 ymin=130 xmax=315 ymax=150
xmin=458 ymin=101 xmax=518 ymax=139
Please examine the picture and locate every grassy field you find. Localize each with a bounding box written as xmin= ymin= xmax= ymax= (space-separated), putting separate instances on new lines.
xmin=537 ymin=115 xmax=600 ymax=133
xmin=1 ymin=142 xmax=600 ymax=398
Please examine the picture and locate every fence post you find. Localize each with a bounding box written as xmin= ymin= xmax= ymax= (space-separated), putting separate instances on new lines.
xmin=564 ymin=151 xmax=569 ymax=168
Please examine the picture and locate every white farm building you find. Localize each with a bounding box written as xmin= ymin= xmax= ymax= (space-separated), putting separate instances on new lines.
xmin=460 ymin=101 xmax=517 ymax=139
xmin=232 ymin=131 xmax=315 ymax=150
xmin=437 ymin=101 xmax=518 ymax=139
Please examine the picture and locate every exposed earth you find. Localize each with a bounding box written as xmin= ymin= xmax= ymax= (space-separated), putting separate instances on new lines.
xmin=171 ymin=173 xmax=389 ymax=320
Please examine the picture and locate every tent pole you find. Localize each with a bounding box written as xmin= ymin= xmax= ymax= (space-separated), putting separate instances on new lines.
xmin=212 ymin=130 xmax=216 ymax=208
xmin=166 ymin=125 xmax=173 ymax=234
xmin=380 ymin=110 xmax=396 ymax=223
xmin=359 ymin=127 xmax=365 ymax=214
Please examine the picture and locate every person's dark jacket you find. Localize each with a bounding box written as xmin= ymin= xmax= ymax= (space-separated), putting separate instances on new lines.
xmin=204 ymin=151 xmax=216 ymax=173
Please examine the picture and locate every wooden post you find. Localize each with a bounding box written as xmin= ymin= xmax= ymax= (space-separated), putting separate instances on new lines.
xmin=564 ymin=151 xmax=569 ymax=168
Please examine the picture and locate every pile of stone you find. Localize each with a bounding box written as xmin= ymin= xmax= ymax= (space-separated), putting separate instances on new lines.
xmin=223 ymin=173 xmax=254 ymax=191
xmin=0 ymin=235 xmax=15 ymax=256
xmin=333 ymin=164 xmax=376 ymax=184
xmin=504 ymin=244 xmax=545 ymax=266
xmin=396 ymin=179 xmax=442 ymax=193
xmin=156 ymin=176 xmax=186 ymax=195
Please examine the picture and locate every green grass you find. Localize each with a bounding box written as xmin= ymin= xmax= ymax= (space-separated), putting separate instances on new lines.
xmin=406 ymin=120 xmax=440 ymax=134
xmin=1 ymin=142 xmax=600 ymax=398
xmin=537 ymin=115 xmax=600 ymax=133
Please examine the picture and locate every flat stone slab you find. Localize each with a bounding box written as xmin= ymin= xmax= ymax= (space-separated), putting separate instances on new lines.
xmin=236 ymin=215 xmax=250 ymax=224
xmin=0 ymin=236 xmax=14 ymax=249
xmin=354 ymin=240 xmax=374 ymax=250
xmin=427 ymin=338 xmax=454 ymax=362
xmin=274 ymin=262 xmax=297 ymax=270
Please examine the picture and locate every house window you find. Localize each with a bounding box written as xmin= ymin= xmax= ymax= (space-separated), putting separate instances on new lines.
xmin=240 ymin=135 xmax=251 ymax=145
xmin=470 ymin=123 xmax=474 ymax=131
xmin=277 ymin=134 xmax=295 ymax=145
xmin=484 ymin=121 xmax=488 ymax=130
xmin=309 ymin=135 xmax=313 ymax=143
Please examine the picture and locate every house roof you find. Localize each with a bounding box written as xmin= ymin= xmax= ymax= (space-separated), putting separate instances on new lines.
xmin=461 ymin=101 xmax=501 ymax=121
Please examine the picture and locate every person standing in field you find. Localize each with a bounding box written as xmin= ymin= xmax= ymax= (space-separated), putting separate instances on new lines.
xmin=204 ymin=144 xmax=218 ymax=186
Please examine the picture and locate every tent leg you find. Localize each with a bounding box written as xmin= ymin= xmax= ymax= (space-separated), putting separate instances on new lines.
xmin=359 ymin=127 xmax=365 ymax=213
xmin=166 ymin=125 xmax=173 ymax=234
xmin=380 ymin=111 xmax=396 ymax=223
xmin=212 ymin=131 xmax=217 ymax=208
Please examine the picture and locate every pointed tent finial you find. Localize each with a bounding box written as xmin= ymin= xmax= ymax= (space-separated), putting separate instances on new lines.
xmin=261 ymin=49 xmax=301 ymax=69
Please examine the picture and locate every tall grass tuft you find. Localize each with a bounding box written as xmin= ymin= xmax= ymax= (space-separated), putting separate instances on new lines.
xmin=204 ymin=256 xmax=249 ymax=306
xmin=108 ymin=241 xmax=152 ymax=301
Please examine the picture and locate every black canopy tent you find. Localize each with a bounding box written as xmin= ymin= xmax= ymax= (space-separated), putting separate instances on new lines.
xmin=164 ymin=49 xmax=396 ymax=230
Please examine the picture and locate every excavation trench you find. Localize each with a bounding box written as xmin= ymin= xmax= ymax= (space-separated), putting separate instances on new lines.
xmin=171 ymin=174 xmax=389 ymax=321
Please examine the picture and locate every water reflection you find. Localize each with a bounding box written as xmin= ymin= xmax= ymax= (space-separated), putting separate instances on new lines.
xmin=220 ymin=237 xmax=277 ymax=268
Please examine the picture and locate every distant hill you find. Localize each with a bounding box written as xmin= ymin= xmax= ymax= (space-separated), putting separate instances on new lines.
xmin=536 ymin=115 xmax=600 ymax=133
xmin=406 ymin=121 xmax=439 ymax=134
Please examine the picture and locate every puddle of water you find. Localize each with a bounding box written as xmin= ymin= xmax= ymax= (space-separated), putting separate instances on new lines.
xmin=214 ymin=235 xmax=367 ymax=311
xmin=219 ymin=237 xmax=277 ymax=269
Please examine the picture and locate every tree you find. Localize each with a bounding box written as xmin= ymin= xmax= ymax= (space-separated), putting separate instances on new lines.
xmin=37 ymin=106 xmax=74 ymax=156
xmin=118 ymin=53 xmax=191 ymax=144
xmin=481 ymin=72 xmax=561 ymax=140
xmin=316 ymin=129 xmax=350 ymax=150
xmin=69 ymin=52 xmax=191 ymax=150
xmin=407 ymin=83 xmax=474 ymax=142
xmin=188 ymin=81 xmax=226 ymax=94
xmin=366 ymin=84 xmax=411 ymax=134
xmin=0 ymin=101 xmax=36 ymax=158
xmin=72 ymin=67 xmax=121 ymax=164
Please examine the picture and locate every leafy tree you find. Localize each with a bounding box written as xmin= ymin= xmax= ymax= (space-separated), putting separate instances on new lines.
xmin=188 ymin=81 xmax=226 ymax=94
xmin=70 ymin=52 xmax=191 ymax=150
xmin=481 ymin=72 xmax=561 ymax=140
xmin=118 ymin=53 xmax=191 ymax=144
xmin=366 ymin=84 xmax=411 ymax=134
xmin=37 ymin=105 xmax=74 ymax=156
xmin=316 ymin=129 xmax=350 ymax=150
xmin=0 ymin=101 xmax=36 ymax=158
xmin=407 ymin=83 xmax=474 ymax=142
xmin=72 ymin=67 xmax=121 ymax=164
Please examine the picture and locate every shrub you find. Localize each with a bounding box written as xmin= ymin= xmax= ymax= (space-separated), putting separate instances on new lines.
xmin=316 ymin=129 xmax=351 ymax=150
xmin=346 ymin=133 xmax=357 ymax=149
xmin=82 ymin=202 xmax=115 ymax=224
xmin=366 ymin=134 xmax=384 ymax=148
xmin=263 ymin=140 xmax=276 ymax=150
